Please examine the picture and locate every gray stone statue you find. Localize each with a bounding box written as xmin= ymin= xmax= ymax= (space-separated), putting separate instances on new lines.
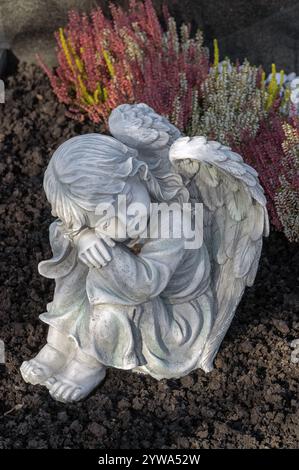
xmin=20 ymin=103 xmax=269 ymax=403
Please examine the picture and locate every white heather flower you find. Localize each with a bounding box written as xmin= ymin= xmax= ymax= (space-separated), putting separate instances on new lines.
xmin=217 ymin=60 xmax=233 ymax=74
xmin=266 ymin=71 xmax=299 ymax=115
xmin=289 ymin=77 xmax=299 ymax=90
xmin=195 ymin=60 xmax=265 ymax=145
xmin=286 ymin=72 xmax=296 ymax=83
xmin=290 ymin=88 xmax=299 ymax=105
xmin=266 ymin=72 xmax=286 ymax=85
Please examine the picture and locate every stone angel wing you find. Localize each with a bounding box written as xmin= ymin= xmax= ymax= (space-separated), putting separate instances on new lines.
xmin=169 ymin=136 xmax=269 ymax=372
xmin=108 ymin=102 xmax=181 ymax=152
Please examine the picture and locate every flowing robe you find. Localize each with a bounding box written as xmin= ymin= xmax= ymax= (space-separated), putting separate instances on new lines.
xmin=39 ymin=217 xmax=214 ymax=379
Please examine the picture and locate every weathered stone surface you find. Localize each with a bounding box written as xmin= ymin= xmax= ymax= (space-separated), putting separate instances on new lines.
xmin=161 ymin=0 xmax=299 ymax=73
xmin=217 ymin=3 xmax=299 ymax=73
xmin=19 ymin=103 xmax=268 ymax=402
xmin=0 ymin=49 xmax=6 ymax=77
xmin=0 ymin=0 xmax=298 ymax=72
xmin=0 ymin=0 xmax=96 ymax=66
xmin=0 ymin=15 xmax=8 ymax=76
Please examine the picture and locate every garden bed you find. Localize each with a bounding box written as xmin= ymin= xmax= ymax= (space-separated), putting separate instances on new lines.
xmin=0 ymin=63 xmax=298 ymax=449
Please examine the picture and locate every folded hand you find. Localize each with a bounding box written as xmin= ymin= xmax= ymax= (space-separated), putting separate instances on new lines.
xmin=74 ymin=228 xmax=115 ymax=269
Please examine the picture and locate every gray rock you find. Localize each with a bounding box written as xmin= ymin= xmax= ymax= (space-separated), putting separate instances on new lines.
xmin=0 ymin=49 xmax=6 ymax=77
xmin=0 ymin=14 xmax=8 ymax=76
xmin=218 ymin=3 xmax=299 ymax=74
xmin=0 ymin=1 xmax=298 ymax=71
xmin=0 ymin=0 xmax=96 ymax=66
xmin=272 ymin=319 xmax=290 ymax=335
xmin=0 ymin=1 xmax=296 ymax=111
xmin=168 ymin=0 xmax=299 ymax=73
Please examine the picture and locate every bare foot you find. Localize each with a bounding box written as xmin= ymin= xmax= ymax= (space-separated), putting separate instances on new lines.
xmin=20 ymin=343 xmax=67 ymax=386
xmin=45 ymin=354 xmax=106 ymax=402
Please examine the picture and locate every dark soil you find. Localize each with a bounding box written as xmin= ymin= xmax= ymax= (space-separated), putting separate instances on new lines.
xmin=0 ymin=63 xmax=298 ymax=449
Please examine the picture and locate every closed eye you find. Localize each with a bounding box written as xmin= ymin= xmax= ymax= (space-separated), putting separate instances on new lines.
xmin=96 ymin=217 xmax=112 ymax=232
xmin=102 ymin=220 xmax=110 ymax=231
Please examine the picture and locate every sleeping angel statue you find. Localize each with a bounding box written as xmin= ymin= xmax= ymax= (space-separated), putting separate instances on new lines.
xmin=20 ymin=103 xmax=269 ymax=403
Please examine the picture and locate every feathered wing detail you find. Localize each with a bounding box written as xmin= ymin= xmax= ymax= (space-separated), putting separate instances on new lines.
xmin=109 ymin=103 xmax=181 ymax=151
xmin=108 ymin=102 xmax=180 ymax=178
xmin=109 ymin=103 xmax=189 ymax=203
xmin=170 ymin=136 xmax=269 ymax=372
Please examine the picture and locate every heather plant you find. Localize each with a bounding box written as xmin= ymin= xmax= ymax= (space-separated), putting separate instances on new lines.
xmin=275 ymin=123 xmax=299 ymax=242
xmin=39 ymin=7 xmax=135 ymax=124
xmin=185 ymin=49 xmax=298 ymax=241
xmin=38 ymin=0 xmax=209 ymax=127
xmin=236 ymin=113 xmax=299 ymax=242
xmin=262 ymin=63 xmax=285 ymax=111
xmin=236 ymin=113 xmax=287 ymax=231
xmin=40 ymin=3 xmax=298 ymax=242
xmin=265 ymin=67 xmax=299 ymax=117
xmin=188 ymin=56 xmax=291 ymax=146
xmin=129 ymin=16 xmax=209 ymax=130
xmin=189 ymin=58 xmax=267 ymax=146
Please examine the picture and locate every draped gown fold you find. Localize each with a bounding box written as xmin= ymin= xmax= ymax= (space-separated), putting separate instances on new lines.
xmin=39 ymin=219 xmax=214 ymax=379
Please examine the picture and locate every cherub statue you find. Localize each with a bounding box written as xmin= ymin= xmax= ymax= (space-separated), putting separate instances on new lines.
xmin=20 ymin=103 xmax=269 ymax=403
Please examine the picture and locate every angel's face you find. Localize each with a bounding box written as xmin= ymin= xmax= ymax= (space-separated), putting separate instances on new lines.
xmin=86 ymin=175 xmax=151 ymax=241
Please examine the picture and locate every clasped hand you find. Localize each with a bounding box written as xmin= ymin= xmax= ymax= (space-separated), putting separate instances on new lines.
xmin=74 ymin=228 xmax=115 ymax=269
